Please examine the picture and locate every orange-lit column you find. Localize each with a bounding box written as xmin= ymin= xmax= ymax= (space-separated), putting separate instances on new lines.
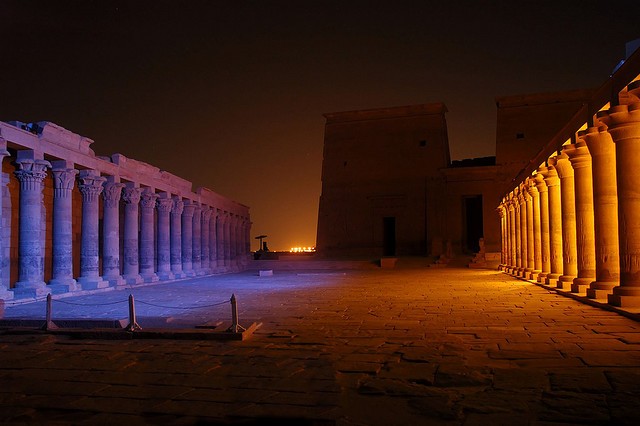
xmin=498 ymin=204 xmax=507 ymax=270
xmin=524 ymin=183 xmax=535 ymax=279
xmin=526 ymin=178 xmax=542 ymax=280
xmin=598 ymin=83 xmax=640 ymax=306
xmin=507 ymin=194 xmax=517 ymax=274
xmin=582 ymin=126 xmax=620 ymax=299
xmin=534 ymin=172 xmax=551 ymax=282
xmin=565 ymin=141 xmax=596 ymax=294
xmin=517 ymin=188 xmax=526 ymax=276
xmin=550 ymin=153 xmax=578 ymax=290
xmin=540 ymin=165 xmax=563 ymax=286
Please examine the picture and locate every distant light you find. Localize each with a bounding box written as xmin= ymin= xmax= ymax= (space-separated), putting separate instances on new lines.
xmin=290 ymin=246 xmax=316 ymax=253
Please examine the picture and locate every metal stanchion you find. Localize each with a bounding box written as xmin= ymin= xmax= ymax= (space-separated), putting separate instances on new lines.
xmin=126 ymin=294 xmax=141 ymax=331
xmin=227 ymin=293 xmax=245 ymax=333
xmin=42 ymin=293 xmax=57 ymax=331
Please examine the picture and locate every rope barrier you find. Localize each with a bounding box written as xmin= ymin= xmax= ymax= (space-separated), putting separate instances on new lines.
xmin=55 ymin=299 xmax=129 ymax=307
xmin=136 ymin=299 xmax=230 ymax=310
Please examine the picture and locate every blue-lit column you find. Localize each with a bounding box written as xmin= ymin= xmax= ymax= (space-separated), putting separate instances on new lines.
xmin=156 ymin=193 xmax=175 ymax=281
xmin=139 ymin=188 xmax=159 ymax=283
xmin=77 ymin=170 xmax=108 ymax=290
xmin=170 ymin=196 xmax=185 ymax=278
xmin=0 ymin=138 xmax=11 ymax=300
xmin=101 ymin=177 xmax=125 ymax=287
xmin=48 ymin=161 xmax=79 ymax=293
xmin=12 ymin=151 xmax=51 ymax=298
xmin=201 ymin=206 xmax=211 ymax=274
xmin=209 ymin=209 xmax=218 ymax=271
xmin=182 ymin=200 xmax=196 ymax=277
xmin=217 ymin=210 xmax=227 ymax=272
xmin=122 ymin=184 xmax=143 ymax=285
xmin=192 ymin=203 xmax=203 ymax=275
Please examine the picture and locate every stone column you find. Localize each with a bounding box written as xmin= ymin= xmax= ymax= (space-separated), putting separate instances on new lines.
xmin=517 ymin=186 xmax=528 ymax=277
xmin=565 ymin=141 xmax=597 ymax=294
xmin=12 ymin=151 xmax=51 ymax=297
xmin=0 ymin=139 xmax=11 ymax=300
xmin=209 ymin=208 xmax=218 ymax=272
xmin=583 ymin=126 xmax=620 ymax=299
xmin=192 ymin=203 xmax=202 ymax=275
xmin=245 ymin=219 xmax=252 ymax=258
xmin=48 ymin=161 xmax=79 ymax=293
xmin=534 ymin=172 xmax=551 ymax=282
xmin=156 ymin=193 xmax=174 ymax=281
xmin=121 ymin=184 xmax=143 ymax=285
xmin=201 ymin=206 xmax=211 ymax=274
xmin=217 ymin=210 xmax=227 ymax=271
xmin=229 ymin=214 xmax=237 ymax=269
xmin=101 ymin=177 xmax=125 ymax=287
xmin=550 ymin=153 xmax=578 ymax=290
xmin=182 ymin=200 xmax=196 ymax=277
xmin=139 ymin=188 xmax=159 ymax=283
xmin=508 ymin=193 xmax=518 ymax=275
xmin=524 ymin=183 xmax=535 ymax=279
xmin=598 ymin=85 xmax=640 ymax=306
xmin=236 ymin=216 xmax=245 ymax=265
xmin=526 ymin=178 xmax=542 ymax=280
xmin=77 ymin=170 xmax=108 ymax=290
xmin=540 ymin=165 xmax=563 ymax=286
xmin=498 ymin=205 xmax=506 ymax=270
xmin=224 ymin=211 xmax=231 ymax=269
xmin=170 ymin=196 xmax=185 ymax=278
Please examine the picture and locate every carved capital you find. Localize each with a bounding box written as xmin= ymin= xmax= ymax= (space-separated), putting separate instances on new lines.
xmin=171 ymin=197 xmax=184 ymax=215
xmin=122 ymin=187 xmax=142 ymax=205
xmin=51 ymin=168 xmax=79 ymax=192
xmin=140 ymin=190 xmax=159 ymax=210
xmin=156 ymin=197 xmax=174 ymax=213
xmin=102 ymin=181 xmax=125 ymax=208
xmin=14 ymin=158 xmax=51 ymax=190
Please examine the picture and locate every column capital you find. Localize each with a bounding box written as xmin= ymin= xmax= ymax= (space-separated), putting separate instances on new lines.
xmin=564 ymin=141 xmax=591 ymax=169
xmin=14 ymin=157 xmax=51 ymax=185
xmin=140 ymin=189 xmax=159 ymax=210
xmin=102 ymin=180 xmax=125 ymax=208
xmin=534 ymin=171 xmax=547 ymax=193
xmin=122 ymin=185 xmax=142 ymax=205
xmin=183 ymin=200 xmax=196 ymax=217
xmin=171 ymin=196 xmax=184 ymax=215
xmin=525 ymin=177 xmax=539 ymax=198
xmin=549 ymin=152 xmax=574 ymax=179
xmin=51 ymin=167 xmax=79 ymax=194
xmin=77 ymin=171 xmax=106 ymax=201
xmin=157 ymin=197 xmax=174 ymax=213
xmin=202 ymin=206 xmax=212 ymax=221
xmin=597 ymin=101 xmax=640 ymax=143
xmin=539 ymin=165 xmax=560 ymax=187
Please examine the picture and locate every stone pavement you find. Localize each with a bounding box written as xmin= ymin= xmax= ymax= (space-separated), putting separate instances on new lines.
xmin=2 ymin=261 xmax=640 ymax=425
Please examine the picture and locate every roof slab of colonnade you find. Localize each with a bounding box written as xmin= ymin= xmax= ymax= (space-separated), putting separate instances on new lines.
xmin=506 ymin=46 xmax=640 ymax=189
xmin=0 ymin=120 xmax=248 ymax=216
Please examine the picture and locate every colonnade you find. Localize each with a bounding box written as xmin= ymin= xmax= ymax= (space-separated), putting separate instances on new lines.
xmin=0 ymin=121 xmax=251 ymax=301
xmin=498 ymin=80 xmax=640 ymax=307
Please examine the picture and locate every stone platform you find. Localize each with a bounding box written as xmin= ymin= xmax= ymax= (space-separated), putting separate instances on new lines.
xmin=1 ymin=264 xmax=640 ymax=424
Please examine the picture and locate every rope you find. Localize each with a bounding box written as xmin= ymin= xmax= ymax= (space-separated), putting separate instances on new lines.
xmin=135 ymin=299 xmax=230 ymax=310
xmin=55 ymin=298 xmax=129 ymax=307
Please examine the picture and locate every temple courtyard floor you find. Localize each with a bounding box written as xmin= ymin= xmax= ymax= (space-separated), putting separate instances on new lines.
xmin=1 ymin=260 xmax=640 ymax=425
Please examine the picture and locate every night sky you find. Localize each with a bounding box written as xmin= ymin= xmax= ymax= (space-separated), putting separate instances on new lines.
xmin=2 ymin=1 xmax=639 ymax=251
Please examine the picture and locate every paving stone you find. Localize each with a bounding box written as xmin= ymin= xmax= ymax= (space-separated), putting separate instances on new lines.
xmin=549 ymin=369 xmax=612 ymax=393
xmin=538 ymin=391 xmax=610 ymax=423
xmin=492 ymin=368 xmax=549 ymax=390
xmin=434 ymin=365 xmax=492 ymax=388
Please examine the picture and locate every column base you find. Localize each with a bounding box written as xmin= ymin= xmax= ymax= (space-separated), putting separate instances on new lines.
xmin=48 ymin=278 xmax=79 ymax=294
xmin=157 ymin=270 xmax=175 ymax=281
xmin=557 ymin=275 xmax=575 ymax=290
xmin=536 ymin=272 xmax=548 ymax=283
xmin=183 ymin=269 xmax=196 ymax=277
xmin=77 ymin=276 xmax=110 ymax=290
xmin=170 ymin=270 xmax=186 ymax=279
xmin=12 ymin=281 xmax=51 ymax=299
xmin=0 ymin=288 xmax=14 ymax=301
xmin=141 ymin=273 xmax=159 ymax=283
xmin=608 ymin=286 xmax=640 ymax=308
xmin=123 ymin=274 xmax=143 ymax=285
xmin=545 ymin=273 xmax=561 ymax=287
xmin=103 ymin=275 xmax=126 ymax=288
xmin=571 ymin=277 xmax=593 ymax=294
xmin=587 ymin=281 xmax=618 ymax=300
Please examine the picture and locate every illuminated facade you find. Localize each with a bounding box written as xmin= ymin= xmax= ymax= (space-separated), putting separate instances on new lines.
xmin=0 ymin=122 xmax=251 ymax=301
xmin=499 ymin=45 xmax=640 ymax=307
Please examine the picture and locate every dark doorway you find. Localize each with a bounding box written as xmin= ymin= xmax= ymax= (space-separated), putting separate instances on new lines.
xmin=383 ymin=217 xmax=396 ymax=256
xmin=464 ymin=196 xmax=483 ymax=253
